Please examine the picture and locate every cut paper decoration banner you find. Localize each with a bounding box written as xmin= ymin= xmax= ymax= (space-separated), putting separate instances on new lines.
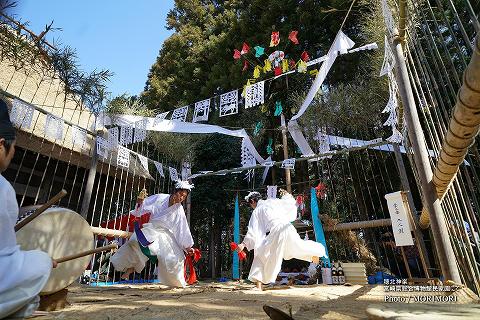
xmin=71 ymin=126 xmax=88 ymax=150
xmin=171 ymin=106 xmax=189 ymax=122
xmin=96 ymin=137 xmax=110 ymax=159
xmin=133 ymin=119 xmax=148 ymax=143
xmin=10 ymin=99 xmax=34 ymax=129
xmin=169 ymin=167 xmax=179 ymax=182
xmin=117 ymin=146 xmax=130 ymax=168
xmin=154 ymin=161 xmax=165 ymax=178
xmin=219 ymin=90 xmax=238 ymax=117
xmin=138 ymin=154 xmax=149 ymax=172
xmin=44 ymin=114 xmax=64 ymax=140
xmin=153 ymin=112 xmax=169 ymax=126
xmin=193 ymin=99 xmax=210 ymax=122
xmin=245 ymin=81 xmax=265 ymax=108
xmin=267 ymin=185 xmax=278 ymax=199
xmin=108 ymin=127 xmax=119 ymax=147
xmin=120 ymin=125 xmax=133 ymax=145
xmin=282 ymin=158 xmax=296 ymax=169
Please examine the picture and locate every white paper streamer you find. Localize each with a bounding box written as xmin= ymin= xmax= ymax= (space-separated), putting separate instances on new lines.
xmin=281 ymin=158 xmax=296 ymax=169
xmin=133 ymin=119 xmax=148 ymax=143
xmin=267 ymin=185 xmax=278 ymax=199
xmin=138 ymin=154 xmax=149 ymax=172
xmin=72 ymin=126 xmax=88 ymax=150
xmin=108 ymin=127 xmax=119 ymax=147
xmin=120 ymin=125 xmax=133 ymax=145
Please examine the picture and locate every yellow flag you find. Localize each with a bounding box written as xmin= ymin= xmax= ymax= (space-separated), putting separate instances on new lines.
xmin=264 ymin=59 xmax=272 ymax=72
xmin=261 ymin=104 xmax=268 ymax=113
xmin=298 ymin=60 xmax=307 ymax=73
xmin=282 ymin=59 xmax=289 ymax=72
xmin=253 ymin=65 xmax=261 ymax=79
xmin=242 ymin=79 xmax=252 ymax=97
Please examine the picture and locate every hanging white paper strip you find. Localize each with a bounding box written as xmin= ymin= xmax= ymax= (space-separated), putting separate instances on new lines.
xmin=120 ymin=125 xmax=133 ymax=145
xmin=219 ymin=90 xmax=238 ymax=117
xmin=154 ymin=161 xmax=165 ymax=177
xmin=193 ymin=99 xmax=210 ymax=122
xmin=72 ymin=126 xmax=88 ymax=150
xmin=108 ymin=127 xmax=119 ymax=147
xmin=385 ymin=191 xmax=414 ymax=246
xmin=117 ymin=146 xmax=130 ymax=168
xmin=138 ymin=154 xmax=149 ymax=172
xmin=387 ymin=127 xmax=403 ymax=144
xmin=262 ymin=161 xmax=275 ymax=167
xmin=171 ymin=106 xmax=188 ymax=122
xmin=383 ymin=110 xmax=397 ymax=127
xmin=281 ymin=158 xmax=296 ymax=169
xmin=44 ymin=114 xmax=64 ymax=140
xmin=11 ymin=99 xmax=34 ymax=129
xmin=153 ymin=111 xmax=169 ymax=126
xmin=96 ymin=137 xmax=110 ymax=159
xmin=169 ymin=167 xmax=179 ymax=181
xmin=267 ymin=185 xmax=278 ymax=199
xmin=241 ymin=138 xmax=257 ymax=167
xmin=380 ymin=36 xmax=395 ymax=77
xmin=317 ymin=130 xmax=332 ymax=158
xmin=245 ymin=81 xmax=265 ymax=109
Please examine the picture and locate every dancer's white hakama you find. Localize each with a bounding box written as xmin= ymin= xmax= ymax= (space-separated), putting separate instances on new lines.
xmin=0 ymin=174 xmax=52 ymax=319
xmin=243 ymin=194 xmax=327 ymax=284
xmin=110 ymin=194 xmax=193 ymax=287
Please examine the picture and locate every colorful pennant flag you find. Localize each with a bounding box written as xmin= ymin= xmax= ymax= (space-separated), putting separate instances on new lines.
xmin=233 ymin=49 xmax=241 ymax=60
xmin=241 ymin=42 xmax=250 ymax=54
xmin=288 ymin=30 xmax=299 ymax=44
xmin=270 ymin=31 xmax=280 ymax=47
xmin=254 ymin=46 xmax=265 ymax=57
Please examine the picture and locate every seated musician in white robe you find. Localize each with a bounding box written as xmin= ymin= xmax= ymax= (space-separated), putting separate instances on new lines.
xmin=0 ymin=98 xmax=56 ymax=319
xmin=236 ymin=190 xmax=327 ymax=290
xmin=111 ymin=181 xmax=194 ymax=288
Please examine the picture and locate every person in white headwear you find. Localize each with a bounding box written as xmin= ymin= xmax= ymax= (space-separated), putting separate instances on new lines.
xmin=236 ymin=189 xmax=327 ymax=290
xmin=0 ymin=98 xmax=57 ymax=319
xmin=111 ymin=181 xmax=195 ymax=288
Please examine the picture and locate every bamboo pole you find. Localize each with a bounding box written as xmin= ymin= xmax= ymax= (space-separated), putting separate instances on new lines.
xmin=14 ymin=189 xmax=67 ymax=231
xmin=324 ymin=218 xmax=392 ymax=232
xmin=281 ymin=114 xmax=292 ymax=193
xmin=91 ymin=226 xmax=132 ymax=239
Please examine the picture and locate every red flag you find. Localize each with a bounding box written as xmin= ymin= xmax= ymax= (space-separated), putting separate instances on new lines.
xmin=289 ymin=59 xmax=296 ymax=69
xmin=301 ymin=50 xmax=310 ymax=62
xmin=270 ymin=31 xmax=280 ymax=47
xmin=274 ymin=66 xmax=282 ymax=76
xmin=241 ymin=42 xmax=250 ymax=55
xmin=288 ymin=30 xmax=299 ymax=44
xmin=233 ymin=49 xmax=241 ymax=60
xmin=242 ymin=60 xmax=249 ymax=71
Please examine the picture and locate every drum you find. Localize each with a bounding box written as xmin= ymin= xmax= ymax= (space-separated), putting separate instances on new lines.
xmin=16 ymin=207 xmax=94 ymax=294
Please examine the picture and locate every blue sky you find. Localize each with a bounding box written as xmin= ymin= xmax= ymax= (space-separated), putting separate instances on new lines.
xmin=14 ymin=0 xmax=175 ymax=98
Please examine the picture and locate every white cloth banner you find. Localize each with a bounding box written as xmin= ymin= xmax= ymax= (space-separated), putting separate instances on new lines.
xmin=44 ymin=114 xmax=64 ymax=140
xmin=138 ymin=154 xmax=149 ymax=172
xmin=10 ymin=99 xmax=34 ymax=129
xmin=117 ymin=146 xmax=130 ymax=168
xmin=281 ymin=158 xmax=296 ymax=169
xmin=385 ymin=191 xmax=414 ymax=246
xmin=193 ymin=99 xmax=210 ymax=122
xmin=267 ymin=186 xmax=277 ymax=199
xmin=291 ymin=30 xmax=355 ymax=121
xmin=96 ymin=113 xmax=267 ymax=165
xmin=154 ymin=161 xmax=165 ymax=177
xmin=169 ymin=167 xmax=179 ymax=182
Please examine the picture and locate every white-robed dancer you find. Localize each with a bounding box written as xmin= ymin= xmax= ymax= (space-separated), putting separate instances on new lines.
xmin=111 ymin=181 xmax=194 ymax=288
xmin=0 ymin=98 xmax=56 ymax=319
xmin=236 ymin=190 xmax=327 ymax=290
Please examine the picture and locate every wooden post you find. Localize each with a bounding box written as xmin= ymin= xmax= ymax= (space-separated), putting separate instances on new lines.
xmin=391 ymin=34 xmax=461 ymax=283
xmin=81 ymin=134 xmax=98 ymax=218
xmin=393 ymin=144 xmax=432 ymax=277
xmin=281 ymin=114 xmax=292 ymax=193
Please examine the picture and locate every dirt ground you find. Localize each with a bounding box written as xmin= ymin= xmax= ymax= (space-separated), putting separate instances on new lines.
xmin=35 ymin=282 xmax=479 ymax=320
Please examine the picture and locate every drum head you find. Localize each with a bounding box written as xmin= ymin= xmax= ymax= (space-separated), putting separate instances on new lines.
xmin=16 ymin=207 xmax=93 ymax=294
